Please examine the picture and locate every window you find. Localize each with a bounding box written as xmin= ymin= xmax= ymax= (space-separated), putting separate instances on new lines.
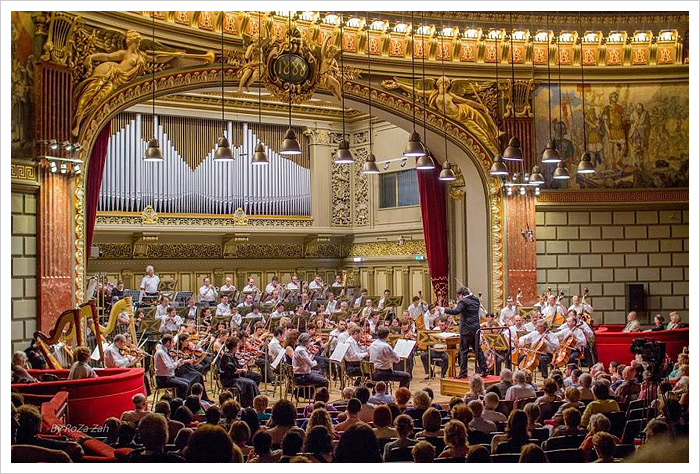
xmin=379 ymin=170 xmax=419 ymax=208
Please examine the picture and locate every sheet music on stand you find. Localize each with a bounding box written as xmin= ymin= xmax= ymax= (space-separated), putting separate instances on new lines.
xmin=124 ymin=290 xmax=140 ymax=307
xmin=271 ymin=349 xmax=285 ymax=369
xmin=173 ymin=291 xmax=193 ymax=306
xmin=329 ymin=342 xmax=350 ymax=362
xmin=436 ymin=332 xmax=460 ymax=339
xmin=393 ymin=339 xmax=417 ymax=359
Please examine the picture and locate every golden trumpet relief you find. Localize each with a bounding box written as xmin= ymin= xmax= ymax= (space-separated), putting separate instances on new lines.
xmin=533 ymin=82 xmax=689 ymax=189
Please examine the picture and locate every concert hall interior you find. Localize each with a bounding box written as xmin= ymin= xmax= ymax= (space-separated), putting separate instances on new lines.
xmin=7 ymin=4 xmax=693 ymax=466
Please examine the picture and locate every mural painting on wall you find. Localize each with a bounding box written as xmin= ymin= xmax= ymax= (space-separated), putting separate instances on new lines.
xmin=11 ymin=12 xmax=35 ymax=158
xmin=534 ymin=83 xmax=689 ymax=189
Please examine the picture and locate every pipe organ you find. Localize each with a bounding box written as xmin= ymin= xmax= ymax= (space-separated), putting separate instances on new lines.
xmin=99 ymin=113 xmax=311 ymax=216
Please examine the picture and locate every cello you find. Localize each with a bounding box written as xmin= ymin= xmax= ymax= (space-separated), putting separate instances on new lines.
xmin=518 ymin=332 xmax=551 ymax=371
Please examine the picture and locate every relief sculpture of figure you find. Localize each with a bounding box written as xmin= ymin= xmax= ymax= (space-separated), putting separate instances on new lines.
xmin=382 ymin=76 xmax=501 ymax=153
xmin=318 ymin=36 xmax=342 ymax=102
xmin=238 ymin=21 xmax=274 ymax=94
xmin=73 ymin=30 xmax=214 ymax=137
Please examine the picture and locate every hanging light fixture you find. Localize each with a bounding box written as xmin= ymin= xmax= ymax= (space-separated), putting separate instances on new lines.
xmin=334 ymin=14 xmax=354 ymax=164
xmin=362 ymin=15 xmax=379 ymax=175
xmin=529 ymin=165 xmax=545 ymax=184
xmin=503 ymin=14 xmax=523 ymax=161
xmin=214 ymin=11 xmax=234 ymax=162
xmin=576 ymin=12 xmax=595 ymax=175
xmin=144 ymin=12 xmax=164 ymax=162
xmin=251 ymin=12 xmax=269 ymax=166
xmin=280 ymin=12 xmax=302 ymax=156
xmin=541 ymin=13 xmax=561 ymax=164
xmin=404 ymin=12 xmax=426 ymax=158
xmin=550 ymin=24 xmax=570 ymax=180
xmin=437 ymin=16 xmax=455 ymax=181
xmin=490 ymin=30 xmax=508 ymax=176
xmin=416 ymin=13 xmax=435 ymax=171
xmin=553 ymin=160 xmax=570 ymax=180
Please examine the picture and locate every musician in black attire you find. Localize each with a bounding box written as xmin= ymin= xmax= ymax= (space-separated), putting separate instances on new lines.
xmin=442 ymin=287 xmax=487 ymax=377
xmin=218 ymin=336 xmax=260 ymax=407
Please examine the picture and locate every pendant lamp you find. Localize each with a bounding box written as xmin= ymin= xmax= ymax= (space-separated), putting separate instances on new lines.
xmin=144 ymin=12 xmax=163 ymax=162
xmin=541 ymin=13 xmax=561 ymax=164
xmin=280 ymin=12 xmax=301 ymax=155
xmin=404 ymin=12 xmax=426 ymax=158
xmin=214 ymin=11 xmax=234 ymax=162
xmin=251 ymin=12 xmax=269 ymax=165
xmin=362 ymin=15 xmax=379 ymax=175
xmin=334 ymin=16 xmax=354 ymax=164
xmin=502 ymin=14 xmax=522 ymax=161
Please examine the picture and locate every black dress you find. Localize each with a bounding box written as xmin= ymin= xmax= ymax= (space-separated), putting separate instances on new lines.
xmin=218 ymin=352 xmax=260 ymax=407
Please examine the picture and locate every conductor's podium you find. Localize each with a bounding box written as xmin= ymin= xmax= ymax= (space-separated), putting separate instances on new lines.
xmin=594 ymin=325 xmax=689 ymax=367
xmin=12 ymin=368 xmax=146 ymax=427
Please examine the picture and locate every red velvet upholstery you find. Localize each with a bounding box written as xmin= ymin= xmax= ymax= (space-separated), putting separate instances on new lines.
xmin=12 ymin=368 xmax=146 ymax=427
xmin=595 ymin=325 xmax=689 ymax=367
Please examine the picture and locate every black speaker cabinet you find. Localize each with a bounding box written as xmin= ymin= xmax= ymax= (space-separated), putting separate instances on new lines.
xmin=627 ymin=283 xmax=646 ymax=312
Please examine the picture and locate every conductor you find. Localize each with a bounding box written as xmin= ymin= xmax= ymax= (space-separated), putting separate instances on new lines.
xmin=442 ymin=287 xmax=487 ymax=377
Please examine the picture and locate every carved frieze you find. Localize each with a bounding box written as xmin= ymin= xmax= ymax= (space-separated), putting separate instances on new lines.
xmin=346 ymin=240 xmax=427 ymax=257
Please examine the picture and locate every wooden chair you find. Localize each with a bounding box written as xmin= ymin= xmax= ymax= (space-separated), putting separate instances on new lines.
xmin=283 ymin=364 xmax=316 ymax=406
xmin=359 ymin=360 xmax=376 ymax=385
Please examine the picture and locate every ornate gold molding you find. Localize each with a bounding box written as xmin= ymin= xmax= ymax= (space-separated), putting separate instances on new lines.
xmin=347 ymin=240 xmax=427 ymax=257
xmin=10 ymin=163 xmax=38 ymax=182
xmin=141 ymin=205 xmax=158 ymax=224
xmin=232 ymin=207 xmax=249 ymax=226
xmin=95 ymin=211 xmax=314 ymax=228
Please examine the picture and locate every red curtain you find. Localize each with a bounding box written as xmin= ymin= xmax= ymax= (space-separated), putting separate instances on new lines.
xmin=85 ymin=124 xmax=111 ymax=257
xmin=417 ymin=164 xmax=449 ymax=305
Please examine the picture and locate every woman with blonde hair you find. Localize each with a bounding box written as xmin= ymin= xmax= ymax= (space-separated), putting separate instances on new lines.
xmin=465 ymin=374 xmax=485 ymax=403
xmin=306 ymin=408 xmax=337 ymax=439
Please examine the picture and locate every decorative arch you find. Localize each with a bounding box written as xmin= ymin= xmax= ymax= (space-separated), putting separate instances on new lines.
xmin=74 ymin=65 xmax=504 ymax=309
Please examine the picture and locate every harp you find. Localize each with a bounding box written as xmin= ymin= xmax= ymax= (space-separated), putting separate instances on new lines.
xmin=101 ymin=297 xmax=137 ymax=344
xmin=33 ymin=300 xmax=105 ymax=368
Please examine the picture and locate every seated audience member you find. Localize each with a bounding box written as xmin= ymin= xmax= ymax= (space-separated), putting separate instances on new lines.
xmin=336 ymin=423 xmax=383 ymax=463
xmin=303 ymin=425 xmax=334 ymax=463
xmin=592 ymin=432 xmax=616 ymax=463
xmin=577 ymin=373 xmax=595 ymax=400
xmin=11 ymin=351 xmax=38 ymax=384
xmin=240 ymin=407 xmax=262 ymax=441
xmin=524 ymin=403 xmax=543 ymax=429
xmin=220 ymin=399 xmax=241 ymax=431
xmin=492 ymin=409 xmax=531 ymax=454
xmin=173 ymin=428 xmax=192 ymax=456
xmin=14 ymin=405 xmax=83 ymax=461
xmin=120 ymin=394 xmax=151 ymax=424
xmin=184 ymin=395 xmax=203 ymax=416
xmin=536 ymin=378 xmax=561 ymax=405
xmin=466 ymin=445 xmax=492 ymax=463
xmin=253 ymin=395 xmax=271 ymax=423
xmin=451 ymin=402 xmax=474 ymax=428
xmin=404 ymin=390 xmax=431 ymax=425
xmin=439 ymin=420 xmax=469 ymax=459
xmin=229 ymin=421 xmax=253 ymax=459
xmin=643 ymin=419 xmax=669 ymax=442
xmin=154 ymin=400 xmax=184 ymax=443
xmin=519 ymin=443 xmax=548 ymax=463
xmin=116 ymin=421 xmax=138 ymax=448
xmin=668 ymin=353 xmax=689 ymax=380
xmin=102 ymin=417 xmax=121 ymax=446
xmin=172 ymin=406 xmax=196 ymax=428
xmin=614 ymin=365 xmax=641 ymax=403
xmin=383 ymin=414 xmax=416 ymax=461
xmin=373 ymin=405 xmax=399 ymax=439
xmin=334 ymin=398 xmax=362 ymax=433
xmin=368 ymin=381 xmax=395 ymax=405
xmin=190 ymin=383 xmax=212 ymax=410
xmin=415 ymin=407 xmax=443 ymax=438
xmin=524 ymin=370 xmax=538 ymax=391
xmin=247 ymin=430 xmax=281 ymax=463
xmin=306 ymin=408 xmax=336 ymax=439
xmin=494 ymin=369 xmax=513 ymax=399
xmin=468 ymin=400 xmax=497 ymax=434
xmin=277 ymin=428 xmax=305 ymax=463
xmin=482 ymin=392 xmax=507 ymax=423
xmin=185 ymin=425 xmax=243 ymax=462
xmin=580 ymin=413 xmax=620 ymax=462
xmin=505 ymin=370 xmax=536 ymax=401
xmin=465 ymin=375 xmax=485 ymax=403
xmin=581 ymin=381 xmax=621 ymax=428
xmin=412 ymin=440 xmax=436 ymax=463
xmin=267 ymin=400 xmax=297 ymax=447
xmin=551 ymin=407 xmax=586 ymax=437
xmin=355 ymin=386 xmax=375 ymax=423
xmin=204 ymin=405 xmax=221 ymax=425
xmin=67 ymin=346 xmax=98 ymax=379
xmin=129 ymin=414 xmax=184 ymax=462
xmin=394 ymin=387 xmax=412 ymax=412
xmin=551 ymin=387 xmax=584 ymax=425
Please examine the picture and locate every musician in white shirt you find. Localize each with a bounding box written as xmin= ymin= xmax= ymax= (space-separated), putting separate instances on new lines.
xmin=354 ymin=289 xmax=369 ymax=307
xmin=287 ymin=275 xmax=300 ymax=291
xmin=230 ymin=306 xmax=242 ymax=330
xmin=155 ymin=297 xmax=170 ymax=318
xmin=523 ymin=311 xmax=541 ymax=332
xmin=555 ymin=315 xmax=588 ymax=362
xmin=216 ymin=296 xmax=232 ymax=317
xmin=518 ymin=321 xmax=559 ymax=378
xmin=185 ymin=298 xmax=198 ymax=321
xmin=270 ymin=302 xmax=286 ymax=319
xmin=337 ymin=322 xmax=354 ymax=345
xmin=344 ymin=327 xmax=369 ymax=377
xmin=378 ymin=289 xmax=391 ymax=309
xmin=157 ymin=306 xmax=182 ymax=333
xmin=219 ymin=276 xmax=237 ymax=294
xmin=199 ymin=277 xmax=218 ymax=306
xmin=331 ymin=275 xmax=344 ymax=287
xmin=139 ymin=265 xmax=160 ymax=299
xmin=424 ymin=305 xmax=443 ymax=330
xmin=499 ymin=296 xmax=518 ymax=326
xmin=265 ymin=276 xmax=280 ymax=294
xmin=153 ymin=334 xmax=192 ymax=398
xmin=568 ymin=295 xmax=593 ymax=316
xmin=308 ymin=275 xmax=324 ymax=291
xmin=369 ymin=327 xmax=411 ymax=388
xmin=324 ymin=292 xmax=338 ymax=314
xmin=237 ymin=293 xmax=254 ymax=309
xmin=268 ymin=327 xmax=285 ymax=363
xmin=361 ymin=298 xmax=375 ymax=319
xmin=242 ymin=277 xmax=258 ymax=293
xmin=407 ymin=295 xmax=428 ymax=321
xmin=542 ymin=294 xmax=566 ymax=326
xmin=104 ymin=334 xmax=135 ymax=368
xmin=292 ymin=333 xmax=328 ymax=388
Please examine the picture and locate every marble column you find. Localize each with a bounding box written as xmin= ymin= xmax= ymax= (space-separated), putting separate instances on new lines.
xmin=304 ymin=127 xmax=333 ymax=228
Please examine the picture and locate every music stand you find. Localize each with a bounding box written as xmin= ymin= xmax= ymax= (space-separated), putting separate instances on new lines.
xmin=138 ymin=318 xmax=161 ymax=335
xmin=124 ymin=290 xmax=141 ymax=302
xmin=385 ymin=296 xmax=404 ymax=308
xmin=212 ymin=315 xmax=232 ymax=328
xmin=173 ymin=291 xmax=193 ymax=306
xmin=330 ymin=287 xmax=345 ymax=298
xmin=482 ymin=333 xmax=509 ymax=352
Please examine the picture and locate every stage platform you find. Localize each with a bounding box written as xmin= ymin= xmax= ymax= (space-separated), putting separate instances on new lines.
xmin=440 ymin=374 xmax=500 ymax=397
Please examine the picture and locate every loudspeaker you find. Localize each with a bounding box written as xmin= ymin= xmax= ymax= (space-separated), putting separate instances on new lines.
xmin=627 ymin=284 xmax=646 ymax=312
xmin=90 ymin=245 xmax=100 ymax=259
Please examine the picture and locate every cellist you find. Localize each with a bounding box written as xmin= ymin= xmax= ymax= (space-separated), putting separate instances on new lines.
xmin=518 ymin=320 xmax=559 ymax=378
xmin=553 ymin=314 xmax=588 ymax=365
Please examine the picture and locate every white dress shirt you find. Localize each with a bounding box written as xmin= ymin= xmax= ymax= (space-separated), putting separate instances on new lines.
xmin=568 ymin=303 xmax=594 ymax=315
xmin=292 ymin=345 xmax=317 ymax=375
xmin=499 ymin=306 xmax=517 ymax=326
xmin=268 ymin=338 xmax=283 ymax=361
xmin=220 ymin=284 xmax=236 ymax=294
xmin=68 ymin=361 xmax=98 ymax=379
xmin=332 ymin=281 xmax=344 ymax=288
xmin=154 ymin=346 xmax=179 ymax=377
xmin=230 ymin=313 xmax=242 ymax=329
xmin=362 ymin=307 xmax=374 ymax=319
xmin=270 ymin=310 xmax=285 ymax=319
xmin=265 ymin=283 xmax=278 ymax=294
xmin=345 ymin=338 xmax=369 ymax=362
xmin=140 ymin=274 xmax=160 ymax=294
xmin=354 ymin=296 xmax=365 ymax=307
xmin=369 ymin=339 xmax=400 ymax=370
xmin=407 ymin=303 xmax=427 ymax=321
xmin=425 ymin=310 xmax=440 ymax=330
xmin=580 ymin=323 xmax=595 ymax=342
xmin=542 ymin=304 xmax=565 ymax=324
xmin=157 ymin=313 xmax=182 ymax=333
xmin=104 ymin=343 xmax=132 ymax=368
xmin=186 ymin=306 xmax=197 ymax=320
xmin=523 ymin=321 xmax=536 ymax=332
xmin=324 ymin=300 xmax=338 ymax=314
xmin=287 ymin=282 xmax=299 ymax=290
xmin=216 ymin=302 xmax=232 ymax=316
xmin=243 ymin=284 xmax=258 ymax=293
xmin=308 ymin=281 xmax=323 ymax=290
xmin=336 ymin=331 xmax=351 ymax=345
xmin=199 ymin=285 xmax=217 ymax=302
xmin=155 ymin=304 xmax=169 ymax=318
xmin=555 ymin=326 xmax=587 ymax=351
xmin=519 ymin=330 xmax=560 ymax=354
